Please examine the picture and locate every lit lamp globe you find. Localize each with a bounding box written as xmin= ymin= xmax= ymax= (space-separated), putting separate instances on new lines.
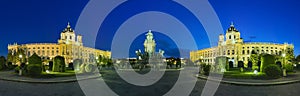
xmin=282 ymin=53 xmax=286 ymax=57
xmin=254 ymin=70 xmax=258 ymax=75
xmin=19 ymin=55 xmax=23 ymax=64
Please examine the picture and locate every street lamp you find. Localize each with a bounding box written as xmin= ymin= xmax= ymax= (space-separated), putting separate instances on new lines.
xmin=19 ymin=55 xmax=23 ymax=64
xmin=282 ymin=53 xmax=287 ymax=77
xmin=282 ymin=53 xmax=286 ymax=66
xmin=18 ymin=55 xmax=23 ymax=76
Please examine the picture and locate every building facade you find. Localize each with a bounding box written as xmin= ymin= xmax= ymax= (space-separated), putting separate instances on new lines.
xmin=190 ymin=23 xmax=294 ymax=67
xmin=8 ymin=22 xmax=111 ymax=66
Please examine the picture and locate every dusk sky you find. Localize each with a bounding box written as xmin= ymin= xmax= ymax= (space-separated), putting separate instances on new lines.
xmin=0 ymin=0 xmax=299 ymax=58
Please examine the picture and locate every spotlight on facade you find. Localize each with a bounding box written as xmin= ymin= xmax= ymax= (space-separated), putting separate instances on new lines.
xmin=254 ymin=70 xmax=258 ymax=75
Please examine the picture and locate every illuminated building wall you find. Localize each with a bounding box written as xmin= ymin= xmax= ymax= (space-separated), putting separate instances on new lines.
xmin=190 ymin=23 xmax=294 ymax=67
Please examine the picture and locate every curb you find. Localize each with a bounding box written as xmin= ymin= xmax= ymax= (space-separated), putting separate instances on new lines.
xmin=196 ymin=75 xmax=300 ymax=86
xmin=0 ymin=75 xmax=101 ymax=84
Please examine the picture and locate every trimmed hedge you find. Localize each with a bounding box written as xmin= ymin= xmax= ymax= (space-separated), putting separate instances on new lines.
xmin=85 ymin=64 xmax=96 ymax=73
xmin=28 ymin=53 xmax=42 ymax=65
xmin=27 ymin=64 xmax=42 ymax=77
xmin=53 ymin=56 xmax=66 ymax=72
xmin=203 ymin=64 xmax=211 ymax=76
xmin=264 ymin=64 xmax=281 ymax=78
xmin=238 ymin=61 xmax=244 ymax=68
xmin=260 ymin=54 xmax=275 ymax=72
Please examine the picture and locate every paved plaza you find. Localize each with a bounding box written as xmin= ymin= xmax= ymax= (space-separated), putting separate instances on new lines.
xmin=0 ymin=69 xmax=300 ymax=96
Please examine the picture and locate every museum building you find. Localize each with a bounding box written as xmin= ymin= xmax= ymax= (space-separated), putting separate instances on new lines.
xmin=190 ymin=23 xmax=294 ymax=67
xmin=8 ymin=22 xmax=111 ymax=66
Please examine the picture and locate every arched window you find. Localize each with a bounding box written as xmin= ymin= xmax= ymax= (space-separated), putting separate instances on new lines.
xmin=229 ymin=35 xmax=232 ymax=39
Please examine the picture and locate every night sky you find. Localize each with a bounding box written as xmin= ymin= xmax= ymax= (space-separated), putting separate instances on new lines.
xmin=0 ymin=0 xmax=299 ymax=58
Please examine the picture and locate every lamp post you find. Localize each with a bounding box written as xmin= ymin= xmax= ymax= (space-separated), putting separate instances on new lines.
xmin=282 ymin=53 xmax=286 ymax=77
xmin=18 ymin=55 xmax=23 ymax=76
xmin=19 ymin=55 xmax=23 ymax=64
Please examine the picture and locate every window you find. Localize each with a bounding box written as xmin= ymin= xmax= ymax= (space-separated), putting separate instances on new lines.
xmin=229 ymin=35 xmax=231 ymax=39
xmin=70 ymin=36 xmax=72 ymax=40
xmin=242 ymin=50 xmax=245 ymax=54
xmin=232 ymin=50 xmax=235 ymax=55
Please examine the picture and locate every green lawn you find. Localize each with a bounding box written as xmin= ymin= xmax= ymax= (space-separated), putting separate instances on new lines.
xmin=223 ymin=71 xmax=270 ymax=80
xmin=38 ymin=70 xmax=76 ymax=78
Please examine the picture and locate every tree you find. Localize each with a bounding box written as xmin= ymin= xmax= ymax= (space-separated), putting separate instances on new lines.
xmin=0 ymin=56 xmax=6 ymax=70
xmin=176 ymin=58 xmax=181 ymax=68
xmin=53 ymin=56 xmax=66 ymax=72
xmin=296 ymin=55 xmax=300 ymax=63
xmin=250 ymin=50 xmax=260 ymax=70
xmin=73 ymin=59 xmax=83 ymax=71
xmin=15 ymin=48 xmax=26 ymax=65
xmin=285 ymin=48 xmax=295 ymax=63
xmin=7 ymin=51 xmax=16 ymax=65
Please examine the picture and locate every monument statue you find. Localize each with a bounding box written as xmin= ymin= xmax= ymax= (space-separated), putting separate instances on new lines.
xmin=144 ymin=30 xmax=156 ymax=56
xmin=135 ymin=30 xmax=166 ymax=70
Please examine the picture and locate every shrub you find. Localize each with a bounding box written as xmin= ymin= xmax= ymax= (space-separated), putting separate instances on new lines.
xmin=0 ymin=56 xmax=6 ymax=70
xmin=28 ymin=53 xmax=42 ymax=65
xmin=260 ymin=54 xmax=275 ymax=72
xmin=238 ymin=61 xmax=244 ymax=68
xmin=27 ymin=64 xmax=42 ymax=77
xmin=0 ymin=64 xmax=2 ymax=71
xmin=203 ymin=64 xmax=211 ymax=76
xmin=229 ymin=61 xmax=234 ymax=68
xmin=53 ymin=56 xmax=66 ymax=72
xmin=14 ymin=66 xmax=21 ymax=73
xmin=7 ymin=62 xmax=15 ymax=70
xmin=264 ymin=64 xmax=281 ymax=78
xmin=285 ymin=63 xmax=294 ymax=72
xmin=68 ymin=63 xmax=74 ymax=70
xmin=73 ymin=59 xmax=83 ymax=71
xmin=248 ymin=61 xmax=253 ymax=69
xmin=85 ymin=64 xmax=96 ymax=73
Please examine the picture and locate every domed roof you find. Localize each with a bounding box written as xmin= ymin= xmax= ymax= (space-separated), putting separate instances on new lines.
xmin=62 ymin=22 xmax=74 ymax=33
xmin=227 ymin=22 xmax=239 ymax=32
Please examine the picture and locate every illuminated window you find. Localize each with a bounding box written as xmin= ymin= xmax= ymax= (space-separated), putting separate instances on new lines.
xmin=227 ymin=50 xmax=230 ymax=55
